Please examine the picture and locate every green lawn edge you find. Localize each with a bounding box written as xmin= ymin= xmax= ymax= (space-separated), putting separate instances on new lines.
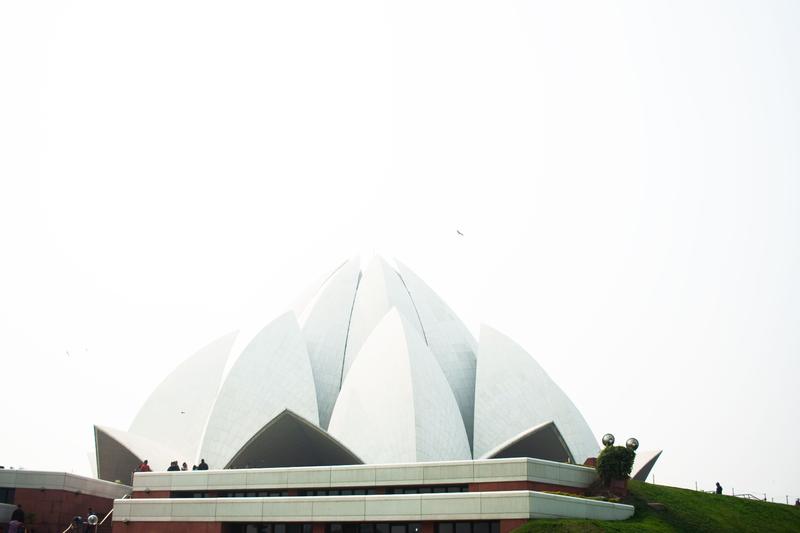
xmin=510 ymin=480 xmax=800 ymax=533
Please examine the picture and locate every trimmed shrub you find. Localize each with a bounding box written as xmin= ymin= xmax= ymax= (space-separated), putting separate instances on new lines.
xmin=595 ymin=445 xmax=635 ymax=485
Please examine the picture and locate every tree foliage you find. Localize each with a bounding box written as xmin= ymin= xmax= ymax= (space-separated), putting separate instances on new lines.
xmin=595 ymin=445 xmax=635 ymax=485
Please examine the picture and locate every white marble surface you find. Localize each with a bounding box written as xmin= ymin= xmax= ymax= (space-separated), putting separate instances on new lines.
xmin=200 ymin=312 xmax=319 ymax=469
xmin=112 ymin=490 xmax=634 ymax=522
xmin=0 ymin=469 xmax=130 ymax=499
xmin=94 ymin=424 xmax=180 ymax=474
xmin=131 ymin=458 xmax=596 ymax=492
xmin=473 ymin=325 xmax=599 ymax=463
xmin=299 ymin=257 xmax=361 ymax=430
xmin=631 ymin=450 xmax=662 ymax=482
xmin=329 ymin=310 xmax=471 ymax=464
xmin=341 ymin=257 xmax=426 ymax=381
xmin=394 ymin=260 xmax=478 ymax=449
xmin=129 ymin=332 xmax=238 ymax=462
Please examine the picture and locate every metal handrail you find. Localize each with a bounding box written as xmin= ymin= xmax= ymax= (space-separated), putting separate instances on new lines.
xmin=60 ymin=493 xmax=130 ymax=533
xmin=734 ymin=493 xmax=766 ymax=501
xmin=99 ymin=493 xmax=130 ymax=525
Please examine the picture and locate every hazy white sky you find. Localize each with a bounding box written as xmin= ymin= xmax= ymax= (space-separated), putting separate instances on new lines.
xmin=1 ymin=1 xmax=798 ymax=502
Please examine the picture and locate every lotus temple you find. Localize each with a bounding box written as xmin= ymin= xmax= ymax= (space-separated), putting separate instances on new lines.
xmin=1 ymin=257 xmax=660 ymax=532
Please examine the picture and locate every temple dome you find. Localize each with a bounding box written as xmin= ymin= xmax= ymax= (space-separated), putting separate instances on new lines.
xmin=94 ymin=256 xmax=600 ymax=480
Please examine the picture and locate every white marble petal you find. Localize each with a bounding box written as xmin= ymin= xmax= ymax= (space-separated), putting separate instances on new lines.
xmin=341 ymin=257 xmax=425 ymax=382
xmin=394 ymin=259 xmax=478 ymax=447
xmin=94 ymin=425 xmax=179 ymax=480
xmin=328 ymin=309 xmax=471 ymax=464
xmin=631 ymin=450 xmax=663 ymax=482
xmin=291 ymin=260 xmax=348 ymax=322
xmin=300 ymin=257 xmax=361 ymax=429
xmin=199 ymin=312 xmax=319 ymax=469
xmin=129 ymin=332 xmax=238 ymax=461
xmin=473 ymin=325 xmax=598 ymax=463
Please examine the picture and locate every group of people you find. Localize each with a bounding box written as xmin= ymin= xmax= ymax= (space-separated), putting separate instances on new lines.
xmin=67 ymin=508 xmax=100 ymax=531
xmin=167 ymin=461 xmax=188 ymax=471
xmin=6 ymin=505 xmax=100 ymax=532
xmin=138 ymin=458 xmax=208 ymax=472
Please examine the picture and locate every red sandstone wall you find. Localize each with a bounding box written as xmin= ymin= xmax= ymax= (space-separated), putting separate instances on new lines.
xmin=499 ymin=519 xmax=527 ymax=533
xmin=112 ymin=522 xmax=223 ymax=533
xmin=111 ymin=522 xmax=524 ymax=533
xmin=12 ymin=488 xmax=117 ymax=533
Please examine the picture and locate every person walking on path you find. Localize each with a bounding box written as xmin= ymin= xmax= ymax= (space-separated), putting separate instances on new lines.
xmin=715 ymin=482 xmax=723 ymax=495
xmin=8 ymin=504 xmax=25 ymax=533
xmin=197 ymin=459 xmax=209 ymax=470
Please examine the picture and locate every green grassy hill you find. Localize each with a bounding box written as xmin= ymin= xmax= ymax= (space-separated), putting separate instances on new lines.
xmin=512 ymin=480 xmax=800 ymax=533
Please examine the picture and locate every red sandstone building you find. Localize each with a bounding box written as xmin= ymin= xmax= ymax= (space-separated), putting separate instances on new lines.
xmin=111 ymin=458 xmax=632 ymax=533
xmin=0 ymin=469 xmax=129 ymax=532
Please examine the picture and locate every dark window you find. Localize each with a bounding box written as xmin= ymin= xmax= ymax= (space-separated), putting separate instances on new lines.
xmin=455 ymin=523 xmax=471 ymax=533
xmin=329 ymin=524 xmax=343 ymax=533
xmin=490 ymin=523 xmax=499 ymax=533
xmin=390 ymin=525 xmax=406 ymax=533
xmin=343 ymin=524 xmax=359 ymax=533
xmin=473 ymin=523 xmax=489 ymax=533
xmin=433 ymin=487 xmax=446 ymax=493
xmin=0 ymin=487 xmax=14 ymax=504
xmin=375 ymin=523 xmax=390 ymax=533
xmin=237 ymin=524 xmax=312 ymax=533
xmin=418 ymin=487 xmax=431 ymax=494
xmin=447 ymin=487 xmax=461 ymax=493
xmin=437 ymin=523 xmax=454 ymax=533
xmin=404 ymin=488 xmax=417 ymax=494
xmin=360 ymin=524 xmax=375 ymax=533
xmin=341 ymin=489 xmax=353 ymax=496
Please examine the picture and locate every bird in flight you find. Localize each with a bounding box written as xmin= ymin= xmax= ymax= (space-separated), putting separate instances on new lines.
xmin=456 ymin=229 xmax=464 ymax=236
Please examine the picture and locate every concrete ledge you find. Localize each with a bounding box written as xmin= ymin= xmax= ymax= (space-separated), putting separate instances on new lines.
xmin=132 ymin=458 xmax=596 ymax=493
xmin=0 ymin=470 xmax=131 ymax=500
xmin=0 ymin=502 xmax=15 ymax=523
xmin=113 ymin=491 xmax=633 ymax=523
